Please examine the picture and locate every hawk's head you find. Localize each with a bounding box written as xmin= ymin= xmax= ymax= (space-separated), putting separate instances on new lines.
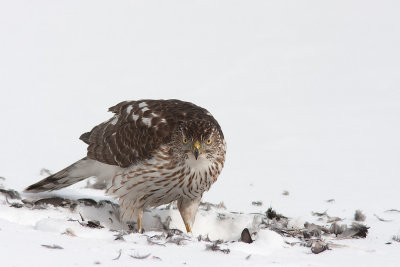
xmin=172 ymin=120 xmax=225 ymax=167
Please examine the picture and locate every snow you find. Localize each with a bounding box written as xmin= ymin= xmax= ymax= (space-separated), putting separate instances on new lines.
xmin=1 ymin=0 xmax=400 ymax=266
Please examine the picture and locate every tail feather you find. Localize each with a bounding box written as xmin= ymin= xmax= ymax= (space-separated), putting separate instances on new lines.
xmin=25 ymin=158 xmax=91 ymax=193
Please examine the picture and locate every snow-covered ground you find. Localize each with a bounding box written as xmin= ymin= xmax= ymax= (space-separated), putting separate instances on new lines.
xmin=1 ymin=0 xmax=400 ymax=266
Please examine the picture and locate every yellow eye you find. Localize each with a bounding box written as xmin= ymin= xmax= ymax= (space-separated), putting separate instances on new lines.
xmin=206 ymin=138 xmax=212 ymax=145
xmin=183 ymin=137 xmax=188 ymax=144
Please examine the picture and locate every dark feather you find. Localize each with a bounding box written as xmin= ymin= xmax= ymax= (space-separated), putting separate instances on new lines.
xmin=24 ymin=158 xmax=88 ymax=193
xmin=82 ymin=99 xmax=222 ymax=167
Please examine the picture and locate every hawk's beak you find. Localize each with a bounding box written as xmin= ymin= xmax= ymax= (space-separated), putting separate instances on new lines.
xmin=193 ymin=141 xmax=201 ymax=160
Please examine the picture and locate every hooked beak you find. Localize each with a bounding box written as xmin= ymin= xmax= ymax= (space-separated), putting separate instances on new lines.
xmin=193 ymin=141 xmax=201 ymax=160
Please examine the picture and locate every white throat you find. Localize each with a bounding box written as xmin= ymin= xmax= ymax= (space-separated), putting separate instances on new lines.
xmin=185 ymin=154 xmax=213 ymax=173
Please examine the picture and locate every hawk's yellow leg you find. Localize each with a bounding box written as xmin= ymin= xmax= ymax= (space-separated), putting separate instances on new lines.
xmin=137 ymin=216 xmax=143 ymax=233
xmin=178 ymin=197 xmax=201 ymax=233
xmin=185 ymin=223 xmax=192 ymax=233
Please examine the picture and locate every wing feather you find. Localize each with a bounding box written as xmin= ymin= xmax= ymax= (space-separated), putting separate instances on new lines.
xmin=80 ymin=99 xmax=216 ymax=168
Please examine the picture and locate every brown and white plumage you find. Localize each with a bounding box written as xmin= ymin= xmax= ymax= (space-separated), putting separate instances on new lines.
xmin=25 ymin=99 xmax=226 ymax=232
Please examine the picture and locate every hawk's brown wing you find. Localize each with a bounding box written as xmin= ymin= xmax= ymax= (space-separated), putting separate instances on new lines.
xmin=80 ymin=99 xmax=214 ymax=167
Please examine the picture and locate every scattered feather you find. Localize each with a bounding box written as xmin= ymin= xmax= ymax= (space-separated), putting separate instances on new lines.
xmin=0 ymin=189 xmax=21 ymax=200
xmin=77 ymin=198 xmax=98 ymax=207
xmin=251 ymin=201 xmax=263 ymax=206
xmin=338 ymin=223 xmax=369 ymax=238
xmin=130 ymin=252 xmax=151 ymax=259
xmin=304 ymin=222 xmax=329 ymax=234
xmin=153 ymin=215 xmax=171 ymax=230
xmin=32 ymin=197 xmax=75 ymax=208
xmin=266 ymin=207 xmax=286 ymax=221
xmin=311 ymin=240 xmax=329 ymax=254
xmin=199 ymin=201 xmax=226 ymax=211
xmin=329 ymin=222 xmax=347 ymax=236
xmin=40 ymin=168 xmax=53 ymax=176
xmin=166 ymin=235 xmax=188 ymax=246
xmin=374 ymin=214 xmax=392 ymax=222
xmin=198 ymin=234 xmax=211 ymax=242
xmin=113 ymin=249 xmax=122 ymax=260
xmin=41 ymin=244 xmax=63 ymax=249
xmin=354 ymin=210 xmax=366 ymax=222
xmin=385 ymin=209 xmax=400 ymax=213
xmin=302 ymin=229 xmax=321 ymax=238
xmin=205 ymin=241 xmax=230 ymax=254
xmin=327 ymin=216 xmax=342 ymax=223
xmin=312 ymin=210 xmax=328 ymax=217
xmin=10 ymin=202 xmax=23 ymax=208
xmin=146 ymin=236 xmax=166 ymax=246
xmin=63 ymin=228 xmax=77 ymax=237
xmin=392 ymin=235 xmax=400 ymax=242
xmin=86 ymin=220 xmax=103 ymax=229
xmin=114 ymin=232 xmax=126 ymax=241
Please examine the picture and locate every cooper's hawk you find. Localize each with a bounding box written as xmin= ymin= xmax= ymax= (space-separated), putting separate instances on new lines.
xmin=25 ymin=99 xmax=226 ymax=233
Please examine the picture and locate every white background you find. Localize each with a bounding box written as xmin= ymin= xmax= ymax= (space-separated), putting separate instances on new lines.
xmin=0 ymin=1 xmax=399 ymax=265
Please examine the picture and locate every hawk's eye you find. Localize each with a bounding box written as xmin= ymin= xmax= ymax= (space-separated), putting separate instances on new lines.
xmin=183 ymin=137 xmax=188 ymax=144
xmin=206 ymin=138 xmax=212 ymax=145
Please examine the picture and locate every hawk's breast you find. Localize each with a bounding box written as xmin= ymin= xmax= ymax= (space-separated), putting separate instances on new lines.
xmin=107 ymin=145 xmax=219 ymax=209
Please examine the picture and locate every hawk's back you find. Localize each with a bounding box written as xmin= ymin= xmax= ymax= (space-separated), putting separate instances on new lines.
xmin=80 ymin=99 xmax=223 ymax=168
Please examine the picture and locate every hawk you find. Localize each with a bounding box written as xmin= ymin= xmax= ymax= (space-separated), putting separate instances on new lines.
xmin=25 ymin=99 xmax=226 ymax=233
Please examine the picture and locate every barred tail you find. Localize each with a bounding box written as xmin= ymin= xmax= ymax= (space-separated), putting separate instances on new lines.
xmin=24 ymin=157 xmax=92 ymax=193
